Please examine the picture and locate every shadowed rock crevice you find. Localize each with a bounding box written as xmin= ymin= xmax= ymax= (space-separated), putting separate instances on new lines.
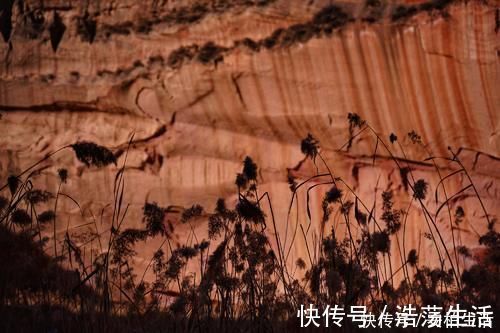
xmin=0 ymin=0 xmax=15 ymax=42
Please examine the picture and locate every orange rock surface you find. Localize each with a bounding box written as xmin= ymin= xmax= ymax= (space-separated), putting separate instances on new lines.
xmin=0 ymin=0 xmax=498 ymax=280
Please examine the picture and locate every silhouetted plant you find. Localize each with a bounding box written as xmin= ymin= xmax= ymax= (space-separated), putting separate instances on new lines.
xmin=371 ymin=231 xmax=391 ymax=254
xmin=243 ymin=156 xmax=258 ymax=181
xmin=0 ymin=109 xmax=497 ymax=332
xmin=381 ymin=191 xmax=402 ymax=234
xmin=300 ymin=133 xmax=319 ymax=160
xmin=11 ymin=208 xmax=31 ymax=226
xmin=413 ymin=179 xmax=429 ymax=200
xmin=71 ymin=141 xmax=117 ymax=167
xmin=143 ymin=202 xmax=165 ymax=236
xmin=408 ymin=130 xmax=422 ymax=144
xmin=38 ymin=210 xmax=55 ymax=224
xmin=7 ymin=175 xmax=19 ymax=195
xmin=236 ymin=197 xmax=265 ymax=225
xmin=407 ymin=249 xmax=419 ymax=267
xmin=389 ymin=133 xmax=398 ymax=143
xmin=57 ymin=168 xmax=68 ymax=183
xmin=324 ymin=186 xmax=343 ymax=204
xmin=181 ymin=204 xmax=203 ymax=223
xmin=348 ymin=112 xmax=365 ymax=128
xmin=26 ymin=189 xmax=53 ymax=204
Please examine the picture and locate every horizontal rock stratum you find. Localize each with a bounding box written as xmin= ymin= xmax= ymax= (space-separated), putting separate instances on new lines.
xmin=0 ymin=0 xmax=499 ymax=280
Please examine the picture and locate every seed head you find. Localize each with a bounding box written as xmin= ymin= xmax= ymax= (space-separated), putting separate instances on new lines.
xmin=324 ymin=186 xmax=343 ymax=204
xmin=71 ymin=141 xmax=116 ymax=167
xmin=408 ymin=130 xmax=422 ymax=144
xmin=407 ymin=249 xmax=418 ymax=266
xmin=143 ymin=202 xmax=165 ymax=236
xmin=389 ymin=133 xmax=398 ymax=144
xmin=235 ymin=173 xmax=248 ymax=189
xmin=301 ymin=133 xmax=319 ymax=159
xmin=371 ymin=231 xmax=390 ymax=253
xmin=236 ymin=197 xmax=265 ymax=225
xmin=26 ymin=190 xmax=53 ymax=205
xmin=11 ymin=208 xmax=31 ymax=226
xmin=181 ymin=204 xmax=203 ymax=223
xmin=7 ymin=175 xmax=19 ymax=195
xmin=348 ymin=112 xmax=365 ymax=128
xmin=58 ymin=168 xmax=68 ymax=183
xmin=413 ymin=179 xmax=428 ymax=200
xmin=296 ymin=258 xmax=306 ymax=270
xmin=38 ymin=210 xmax=56 ymax=224
xmin=243 ymin=156 xmax=258 ymax=181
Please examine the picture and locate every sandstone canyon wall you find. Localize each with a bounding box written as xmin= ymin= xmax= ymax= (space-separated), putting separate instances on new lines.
xmin=0 ymin=0 xmax=499 ymax=280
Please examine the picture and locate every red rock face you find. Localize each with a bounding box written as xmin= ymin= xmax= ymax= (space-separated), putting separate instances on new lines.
xmin=0 ymin=0 xmax=498 ymax=282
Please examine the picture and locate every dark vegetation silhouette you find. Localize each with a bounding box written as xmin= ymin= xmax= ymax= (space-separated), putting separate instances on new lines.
xmin=0 ymin=113 xmax=498 ymax=332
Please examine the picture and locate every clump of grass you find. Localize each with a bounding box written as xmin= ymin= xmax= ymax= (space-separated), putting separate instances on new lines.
xmin=0 ymin=114 xmax=498 ymax=332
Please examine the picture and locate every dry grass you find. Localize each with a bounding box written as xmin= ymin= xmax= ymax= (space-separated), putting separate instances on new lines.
xmin=0 ymin=114 xmax=498 ymax=332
